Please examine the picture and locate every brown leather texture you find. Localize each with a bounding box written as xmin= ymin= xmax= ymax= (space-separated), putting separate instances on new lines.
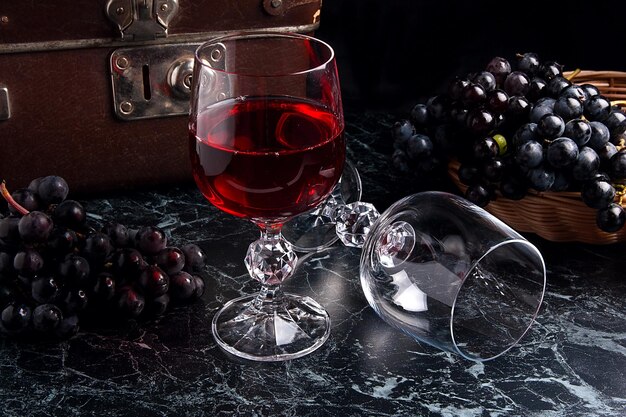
xmin=0 ymin=0 xmax=321 ymax=195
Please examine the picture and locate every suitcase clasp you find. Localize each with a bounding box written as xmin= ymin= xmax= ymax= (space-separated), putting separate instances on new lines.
xmin=106 ymin=0 xmax=180 ymax=41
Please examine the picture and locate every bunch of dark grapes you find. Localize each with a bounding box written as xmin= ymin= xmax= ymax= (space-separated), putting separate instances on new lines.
xmin=0 ymin=175 xmax=208 ymax=341
xmin=391 ymin=52 xmax=626 ymax=233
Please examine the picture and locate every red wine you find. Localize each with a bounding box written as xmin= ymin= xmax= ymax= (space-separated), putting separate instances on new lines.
xmin=190 ymin=96 xmax=345 ymax=221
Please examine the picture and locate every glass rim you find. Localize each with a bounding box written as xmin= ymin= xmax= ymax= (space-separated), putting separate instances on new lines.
xmin=194 ymin=30 xmax=336 ymax=77
xmin=449 ymin=238 xmax=547 ymax=362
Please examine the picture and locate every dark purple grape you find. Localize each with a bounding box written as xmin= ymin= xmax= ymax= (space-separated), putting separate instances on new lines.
xmin=503 ymin=71 xmax=530 ymax=96
xmin=506 ymin=95 xmax=531 ymax=120
xmin=135 ymin=226 xmax=167 ymax=256
xmin=482 ymin=157 xmax=505 ymax=182
xmin=516 ymin=52 xmax=541 ymax=75
xmin=192 ymin=275 xmax=205 ymax=299
xmin=546 ymin=137 xmax=579 ymax=168
xmin=461 ymin=83 xmax=487 ymax=108
xmin=47 ymin=227 xmax=79 ymax=256
xmin=457 ymin=163 xmax=480 ymax=185
xmin=588 ymin=121 xmax=611 ymax=149
xmin=91 ymin=272 xmax=116 ymax=302
xmin=553 ymin=96 xmax=583 ymax=121
xmin=32 ymin=303 xmax=63 ymax=334
xmin=464 ymin=183 xmax=492 ymax=207
xmin=0 ymin=251 xmax=14 ymax=275
xmin=101 ymin=222 xmax=130 ymax=248
xmin=426 ymin=94 xmax=451 ymax=122
xmin=181 ymin=243 xmax=208 ymax=273
xmin=406 ymin=134 xmax=433 ymax=160
xmin=391 ymin=119 xmax=415 ymax=150
xmin=512 ymin=122 xmax=538 ymax=146
xmin=546 ymin=76 xmax=571 ymax=98
xmin=31 ymin=276 xmax=60 ymax=303
xmin=0 ymin=216 xmax=20 ymax=244
xmin=486 ymin=89 xmax=509 ymax=114
xmin=111 ymin=248 xmax=146 ymax=279
xmin=27 ymin=177 xmax=44 ymax=194
xmin=18 ymin=211 xmax=53 ymax=243
xmin=449 ymin=106 xmax=468 ymax=127
xmin=116 ymin=286 xmax=145 ymax=317
xmin=604 ymin=110 xmax=626 ymax=137
xmin=499 ymin=176 xmax=527 ymax=200
xmin=564 ymin=119 xmax=591 ymax=147
xmin=597 ymin=142 xmax=618 ymax=166
xmin=560 ymin=85 xmax=588 ymax=102
xmin=1 ymin=303 xmax=31 ymax=333
xmin=145 ymin=293 xmax=170 ymax=317
xmin=137 ymin=265 xmax=170 ymax=297
xmin=83 ymin=232 xmax=113 ymax=265
xmin=391 ymin=150 xmax=409 ymax=173
xmin=540 ymin=61 xmax=563 ymax=80
xmin=58 ymin=254 xmax=90 ymax=286
xmin=529 ymin=97 xmax=556 ymax=123
xmin=597 ymin=203 xmax=626 ymax=233
xmin=485 ymin=56 xmax=511 ymax=86
xmin=37 ymin=175 xmax=69 ymax=207
xmin=447 ymin=77 xmax=471 ymax=101
xmin=169 ymin=271 xmax=196 ymax=302
xmin=580 ymin=83 xmax=600 ymax=98
xmin=55 ymin=314 xmax=80 ymax=339
xmin=472 ymin=137 xmax=499 ymax=160
xmin=155 ymin=247 xmax=185 ymax=275
xmin=537 ymin=113 xmax=565 ymax=139
xmin=581 ymin=179 xmax=616 ymax=209
xmin=526 ymin=77 xmax=548 ymax=102
xmin=609 ymin=150 xmax=626 ymax=179
xmin=527 ymin=165 xmax=555 ymax=191
xmin=52 ymin=200 xmax=86 ymax=230
xmin=472 ymin=71 xmax=497 ymax=92
xmin=515 ymin=140 xmax=544 ymax=168
xmin=466 ymin=107 xmax=495 ymax=135
xmin=59 ymin=288 xmax=88 ymax=315
xmin=8 ymin=189 xmax=40 ymax=215
xmin=13 ymin=249 xmax=44 ymax=277
xmin=550 ymin=170 xmax=572 ymax=192
xmin=584 ymin=95 xmax=611 ymax=121
xmin=571 ymin=147 xmax=601 ymax=181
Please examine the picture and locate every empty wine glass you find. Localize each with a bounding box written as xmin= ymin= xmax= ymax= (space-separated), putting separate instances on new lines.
xmin=360 ymin=191 xmax=546 ymax=361
xmin=189 ymin=31 xmax=345 ymax=361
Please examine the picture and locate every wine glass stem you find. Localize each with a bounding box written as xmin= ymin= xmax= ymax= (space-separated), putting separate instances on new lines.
xmin=253 ymin=283 xmax=284 ymax=310
xmin=245 ymin=223 xmax=298 ymax=288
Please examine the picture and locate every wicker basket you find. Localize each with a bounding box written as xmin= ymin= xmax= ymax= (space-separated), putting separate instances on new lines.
xmin=448 ymin=70 xmax=626 ymax=245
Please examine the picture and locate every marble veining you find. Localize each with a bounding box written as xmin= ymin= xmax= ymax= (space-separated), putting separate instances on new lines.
xmin=1 ymin=111 xmax=625 ymax=416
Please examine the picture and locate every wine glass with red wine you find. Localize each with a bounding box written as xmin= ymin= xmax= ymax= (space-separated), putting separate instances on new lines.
xmin=189 ymin=32 xmax=345 ymax=361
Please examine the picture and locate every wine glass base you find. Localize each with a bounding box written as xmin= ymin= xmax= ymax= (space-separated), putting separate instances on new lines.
xmin=211 ymin=292 xmax=331 ymax=362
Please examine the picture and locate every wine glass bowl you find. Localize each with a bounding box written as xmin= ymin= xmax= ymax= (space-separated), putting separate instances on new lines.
xmin=189 ymin=31 xmax=345 ymax=361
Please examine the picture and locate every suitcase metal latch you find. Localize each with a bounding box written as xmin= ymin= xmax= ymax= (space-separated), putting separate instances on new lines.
xmin=106 ymin=0 xmax=179 ymax=41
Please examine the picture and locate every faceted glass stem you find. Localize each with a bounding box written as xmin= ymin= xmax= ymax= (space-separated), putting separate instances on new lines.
xmin=211 ymin=224 xmax=331 ymax=361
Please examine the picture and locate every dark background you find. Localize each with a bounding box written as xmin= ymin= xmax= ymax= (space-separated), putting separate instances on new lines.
xmin=315 ymin=0 xmax=626 ymax=113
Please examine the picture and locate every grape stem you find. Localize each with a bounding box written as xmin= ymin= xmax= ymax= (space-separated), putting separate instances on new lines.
xmin=565 ymin=68 xmax=581 ymax=81
xmin=0 ymin=180 xmax=29 ymax=215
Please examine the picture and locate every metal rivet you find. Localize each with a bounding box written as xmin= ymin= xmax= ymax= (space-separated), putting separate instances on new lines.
xmin=210 ymin=48 xmax=222 ymax=62
xmin=120 ymin=101 xmax=133 ymax=114
xmin=116 ymin=56 xmax=130 ymax=69
xmin=116 ymin=7 xmax=125 ymax=15
xmin=0 ymin=16 xmax=9 ymax=24
xmin=183 ymin=74 xmax=193 ymax=89
xmin=270 ymin=0 xmax=282 ymax=8
xmin=160 ymin=3 xmax=169 ymax=11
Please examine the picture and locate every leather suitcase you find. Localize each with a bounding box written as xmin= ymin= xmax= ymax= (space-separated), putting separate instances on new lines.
xmin=0 ymin=0 xmax=322 ymax=194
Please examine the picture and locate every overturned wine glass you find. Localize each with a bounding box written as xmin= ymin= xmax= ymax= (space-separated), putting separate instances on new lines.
xmin=291 ymin=188 xmax=547 ymax=362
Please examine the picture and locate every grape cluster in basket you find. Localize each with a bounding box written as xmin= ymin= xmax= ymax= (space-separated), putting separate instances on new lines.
xmin=0 ymin=175 xmax=208 ymax=341
xmin=391 ymin=52 xmax=626 ymax=233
